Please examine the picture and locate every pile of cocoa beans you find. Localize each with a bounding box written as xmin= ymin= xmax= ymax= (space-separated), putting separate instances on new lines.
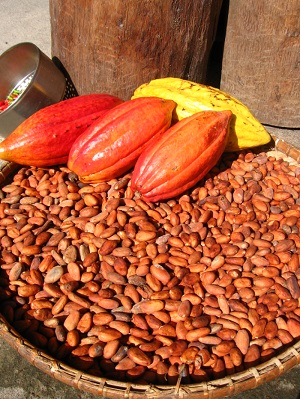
xmin=0 ymin=150 xmax=300 ymax=385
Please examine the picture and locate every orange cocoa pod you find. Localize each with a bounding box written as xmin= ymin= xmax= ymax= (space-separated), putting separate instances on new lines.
xmin=68 ymin=97 xmax=176 ymax=183
xmin=0 ymin=94 xmax=123 ymax=166
xmin=131 ymin=110 xmax=232 ymax=202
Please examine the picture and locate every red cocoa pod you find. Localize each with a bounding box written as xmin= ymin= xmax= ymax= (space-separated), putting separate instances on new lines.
xmin=0 ymin=94 xmax=123 ymax=166
xmin=131 ymin=110 xmax=232 ymax=202
xmin=68 ymin=97 xmax=176 ymax=183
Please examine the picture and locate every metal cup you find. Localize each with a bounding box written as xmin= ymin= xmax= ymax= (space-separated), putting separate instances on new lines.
xmin=0 ymin=42 xmax=66 ymax=138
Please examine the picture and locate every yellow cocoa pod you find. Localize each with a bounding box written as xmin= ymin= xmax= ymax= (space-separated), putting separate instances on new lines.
xmin=132 ymin=77 xmax=271 ymax=152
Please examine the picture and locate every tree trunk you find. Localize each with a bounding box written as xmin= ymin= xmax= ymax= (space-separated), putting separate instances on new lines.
xmin=50 ymin=0 xmax=223 ymax=100
xmin=221 ymin=0 xmax=300 ymax=128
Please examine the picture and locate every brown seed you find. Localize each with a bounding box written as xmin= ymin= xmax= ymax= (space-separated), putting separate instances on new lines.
xmin=287 ymin=318 xmax=300 ymax=338
xmin=127 ymin=347 xmax=151 ymax=366
xmin=17 ymin=284 xmax=40 ymax=297
xmin=9 ymin=262 xmax=23 ymax=281
xmin=180 ymin=346 xmax=199 ymax=364
xmin=93 ymin=312 xmax=114 ymax=326
xmin=214 ymin=340 xmax=236 ymax=356
xmin=109 ymin=320 xmax=131 ymax=336
xmin=66 ymin=330 xmax=80 ymax=347
xmin=52 ymin=295 xmax=68 ymax=315
xmin=229 ymin=347 xmax=243 ymax=367
xmin=97 ymin=328 xmax=122 ymax=342
xmin=205 ymin=284 xmax=226 ymax=296
xmin=150 ymin=264 xmax=171 ymax=285
xmin=244 ymin=344 xmax=261 ymax=366
xmin=21 ymin=245 xmax=41 ymax=256
xmin=102 ymin=339 xmax=119 ymax=359
xmin=132 ymin=299 xmax=164 ymax=314
xmin=277 ymin=329 xmax=294 ymax=345
xmin=286 ymin=275 xmax=300 ymax=299
xmin=115 ymin=356 xmax=136 ymax=371
xmin=64 ymin=310 xmax=81 ymax=331
xmin=77 ymin=312 xmax=93 ymax=333
xmin=234 ymin=329 xmax=250 ymax=355
xmin=1 ymin=157 xmax=300 ymax=383
xmin=67 ymin=292 xmax=91 ymax=308
xmin=186 ymin=327 xmax=211 ymax=342
xmin=135 ymin=230 xmax=157 ymax=242
xmin=252 ymin=318 xmax=267 ymax=339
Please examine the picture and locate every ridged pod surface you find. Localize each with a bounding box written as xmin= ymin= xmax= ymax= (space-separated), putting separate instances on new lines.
xmin=131 ymin=110 xmax=232 ymax=202
xmin=68 ymin=97 xmax=176 ymax=183
xmin=0 ymin=94 xmax=123 ymax=166
xmin=132 ymin=77 xmax=271 ymax=152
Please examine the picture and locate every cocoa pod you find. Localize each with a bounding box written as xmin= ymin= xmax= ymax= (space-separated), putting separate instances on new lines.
xmin=68 ymin=97 xmax=176 ymax=183
xmin=0 ymin=94 xmax=123 ymax=166
xmin=131 ymin=110 xmax=232 ymax=202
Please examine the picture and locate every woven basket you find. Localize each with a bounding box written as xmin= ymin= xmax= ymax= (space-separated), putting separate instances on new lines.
xmin=0 ymin=134 xmax=300 ymax=399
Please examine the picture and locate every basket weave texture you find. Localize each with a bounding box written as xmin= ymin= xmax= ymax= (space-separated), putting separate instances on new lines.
xmin=0 ymin=134 xmax=300 ymax=398
xmin=1 ymin=311 xmax=300 ymax=399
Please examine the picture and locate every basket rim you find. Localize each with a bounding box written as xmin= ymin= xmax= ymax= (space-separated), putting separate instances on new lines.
xmin=0 ymin=133 xmax=300 ymax=398
xmin=1 ymin=313 xmax=300 ymax=398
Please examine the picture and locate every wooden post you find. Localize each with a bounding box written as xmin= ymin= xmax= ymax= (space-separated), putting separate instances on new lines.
xmin=50 ymin=0 xmax=222 ymax=100
xmin=221 ymin=1 xmax=300 ymax=128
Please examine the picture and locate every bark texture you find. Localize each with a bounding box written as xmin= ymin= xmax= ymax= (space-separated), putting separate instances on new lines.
xmin=50 ymin=0 xmax=222 ymax=99
xmin=221 ymin=0 xmax=300 ymax=128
